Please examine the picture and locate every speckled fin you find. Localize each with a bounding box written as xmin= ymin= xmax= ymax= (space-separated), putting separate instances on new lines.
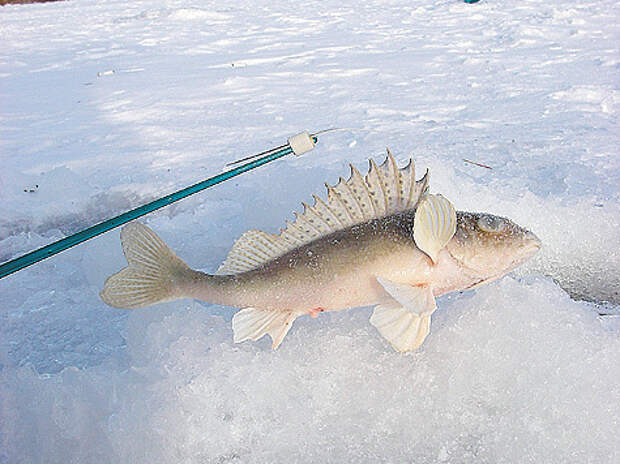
xmin=216 ymin=150 xmax=429 ymax=275
xmin=100 ymin=222 xmax=190 ymax=309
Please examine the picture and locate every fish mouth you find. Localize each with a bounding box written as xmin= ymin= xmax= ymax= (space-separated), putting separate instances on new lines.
xmin=504 ymin=231 xmax=541 ymax=272
xmin=521 ymin=231 xmax=542 ymax=258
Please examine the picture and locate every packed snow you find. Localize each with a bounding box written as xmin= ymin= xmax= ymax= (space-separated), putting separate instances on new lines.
xmin=1 ymin=0 xmax=618 ymax=462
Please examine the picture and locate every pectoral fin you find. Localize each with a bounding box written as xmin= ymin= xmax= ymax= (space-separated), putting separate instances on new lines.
xmin=413 ymin=194 xmax=456 ymax=264
xmin=370 ymin=278 xmax=436 ymax=352
xmin=232 ymin=308 xmax=300 ymax=349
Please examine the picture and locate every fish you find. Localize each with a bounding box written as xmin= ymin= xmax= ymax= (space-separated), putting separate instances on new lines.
xmin=100 ymin=151 xmax=541 ymax=352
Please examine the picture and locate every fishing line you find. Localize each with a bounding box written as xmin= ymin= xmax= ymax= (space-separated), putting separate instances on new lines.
xmin=224 ymin=127 xmax=375 ymax=167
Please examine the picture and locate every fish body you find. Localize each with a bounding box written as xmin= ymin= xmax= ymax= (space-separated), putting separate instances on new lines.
xmin=185 ymin=211 xmax=519 ymax=311
xmin=101 ymin=152 xmax=540 ymax=352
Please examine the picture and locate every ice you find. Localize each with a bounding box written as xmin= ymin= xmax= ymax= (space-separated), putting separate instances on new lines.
xmin=2 ymin=278 xmax=618 ymax=463
xmin=1 ymin=0 xmax=618 ymax=462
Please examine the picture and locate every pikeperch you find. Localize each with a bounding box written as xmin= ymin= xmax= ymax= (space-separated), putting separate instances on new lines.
xmin=100 ymin=151 xmax=541 ymax=352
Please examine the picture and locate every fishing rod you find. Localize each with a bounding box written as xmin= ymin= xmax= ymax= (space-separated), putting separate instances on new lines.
xmin=0 ymin=131 xmax=318 ymax=280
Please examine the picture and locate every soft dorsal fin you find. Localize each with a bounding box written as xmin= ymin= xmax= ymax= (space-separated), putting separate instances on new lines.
xmin=216 ymin=150 xmax=429 ymax=275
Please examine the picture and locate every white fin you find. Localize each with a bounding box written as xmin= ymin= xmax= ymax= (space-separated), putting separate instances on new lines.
xmin=216 ymin=230 xmax=292 ymax=275
xmin=370 ymin=278 xmax=436 ymax=352
xmin=370 ymin=303 xmax=433 ymax=352
xmin=375 ymin=277 xmax=437 ymax=314
xmin=217 ymin=150 xmax=430 ymax=275
xmin=232 ymin=308 xmax=300 ymax=349
xmin=100 ymin=222 xmax=190 ymax=309
xmin=413 ymin=194 xmax=457 ymax=264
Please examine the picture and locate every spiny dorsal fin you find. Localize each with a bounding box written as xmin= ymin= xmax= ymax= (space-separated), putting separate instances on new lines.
xmin=216 ymin=150 xmax=430 ymax=275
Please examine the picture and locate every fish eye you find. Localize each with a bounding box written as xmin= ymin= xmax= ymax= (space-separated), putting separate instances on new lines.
xmin=477 ymin=215 xmax=506 ymax=234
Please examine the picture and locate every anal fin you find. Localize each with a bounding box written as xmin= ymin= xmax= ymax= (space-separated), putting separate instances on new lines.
xmin=232 ymin=308 xmax=300 ymax=349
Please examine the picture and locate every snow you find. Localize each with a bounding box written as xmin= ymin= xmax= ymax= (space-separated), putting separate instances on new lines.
xmin=1 ymin=0 xmax=618 ymax=462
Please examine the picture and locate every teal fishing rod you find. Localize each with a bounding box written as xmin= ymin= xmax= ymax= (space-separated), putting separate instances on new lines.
xmin=0 ymin=131 xmax=318 ymax=280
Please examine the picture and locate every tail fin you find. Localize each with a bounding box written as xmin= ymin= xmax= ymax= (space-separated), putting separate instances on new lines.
xmin=100 ymin=222 xmax=191 ymax=309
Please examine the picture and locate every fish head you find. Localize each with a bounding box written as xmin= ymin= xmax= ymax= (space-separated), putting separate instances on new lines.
xmin=445 ymin=211 xmax=541 ymax=282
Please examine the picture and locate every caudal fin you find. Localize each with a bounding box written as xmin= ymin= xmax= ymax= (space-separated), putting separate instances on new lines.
xmin=100 ymin=222 xmax=191 ymax=309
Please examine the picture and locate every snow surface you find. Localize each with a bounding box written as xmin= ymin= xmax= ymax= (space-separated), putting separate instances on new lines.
xmin=1 ymin=0 xmax=618 ymax=462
